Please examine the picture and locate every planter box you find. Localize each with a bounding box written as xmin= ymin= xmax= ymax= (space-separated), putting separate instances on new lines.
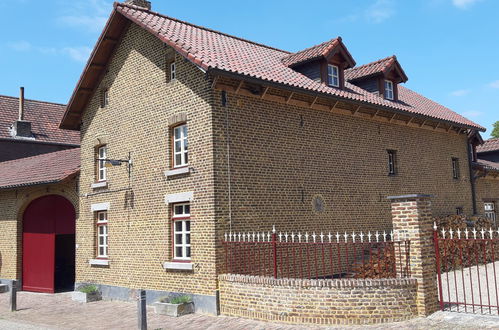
xmin=154 ymin=301 xmax=194 ymax=317
xmin=71 ymin=290 xmax=102 ymax=303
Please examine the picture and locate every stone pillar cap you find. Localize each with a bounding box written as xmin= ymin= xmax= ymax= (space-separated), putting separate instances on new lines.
xmin=387 ymin=194 xmax=433 ymax=200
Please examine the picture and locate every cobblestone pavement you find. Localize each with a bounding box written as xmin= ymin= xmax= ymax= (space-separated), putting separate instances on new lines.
xmin=1 ymin=291 xmax=499 ymax=329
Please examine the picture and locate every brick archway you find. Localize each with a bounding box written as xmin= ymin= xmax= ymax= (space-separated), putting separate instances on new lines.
xmin=22 ymin=195 xmax=76 ymax=293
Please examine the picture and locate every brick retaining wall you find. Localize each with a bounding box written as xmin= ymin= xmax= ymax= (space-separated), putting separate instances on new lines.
xmin=218 ymin=274 xmax=418 ymax=325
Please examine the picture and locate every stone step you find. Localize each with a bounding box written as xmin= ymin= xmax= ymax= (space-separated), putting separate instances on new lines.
xmin=0 ymin=284 xmax=8 ymax=293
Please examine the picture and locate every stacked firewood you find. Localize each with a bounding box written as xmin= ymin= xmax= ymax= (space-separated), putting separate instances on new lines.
xmin=434 ymin=214 xmax=498 ymax=272
xmin=350 ymin=243 xmax=397 ymax=279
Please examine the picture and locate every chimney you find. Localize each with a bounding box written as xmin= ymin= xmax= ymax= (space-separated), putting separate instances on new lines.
xmin=124 ymin=0 xmax=151 ymax=10
xmin=11 ymin=86 xmax=32 ymax=138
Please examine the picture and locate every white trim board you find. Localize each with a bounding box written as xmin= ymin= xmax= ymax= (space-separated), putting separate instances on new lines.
xmin=91 ymin=202 xmax=110 ymax=212
xmin=165 ymin=191 xmax=194 ymax=204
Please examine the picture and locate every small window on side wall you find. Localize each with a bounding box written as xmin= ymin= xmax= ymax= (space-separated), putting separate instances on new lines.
xmin=387 ymin=150 xmax=397 ymax=175
xmin=101 ymin=89 xmax=109 ymax=108
xmin=170 ymin=62 xmax=176 ymax=81
xmin=172 ymin=124 xmax=188 ymax=168
xmin=456 ymin=207 xmax=463 ymax=215
xmin=96 ymin=145 xmax=107 ymax=182
xmin=384 ymin=80 xmax=394 ymax=100
xmin=485 ymin=202 xmax=496 ymax=224
xmin=172 ymin=203 xmax=191 ymax=261
xmin=452 ymin=158 xmax=460 ymax=179
xmin=327 ymin=64 xmax=339 ymax=87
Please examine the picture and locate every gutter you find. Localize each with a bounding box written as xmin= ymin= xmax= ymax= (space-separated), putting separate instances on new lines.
xmin=0 ymin=137 xmax=80 ymax=148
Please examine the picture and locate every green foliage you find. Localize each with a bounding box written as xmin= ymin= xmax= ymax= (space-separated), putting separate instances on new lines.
xmin=78 ymin=285 xmax=98 ymax=294
xmin=492 ymin=121 xmax=499 ymax=138
xmin=159 ymin=295 xmax=192 ymax=304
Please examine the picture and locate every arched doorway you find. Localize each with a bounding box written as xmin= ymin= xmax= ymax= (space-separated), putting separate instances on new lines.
xmin=22 ymin=195 xmax=76 ymax=293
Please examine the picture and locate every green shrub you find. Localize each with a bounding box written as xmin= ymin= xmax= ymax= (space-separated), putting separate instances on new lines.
xmin=158 ymin=295 xmax=192 ymax=304
xmin=78 ymin=285 xmax=98 ymax=294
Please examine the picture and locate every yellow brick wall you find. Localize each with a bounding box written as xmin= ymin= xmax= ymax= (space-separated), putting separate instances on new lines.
xmin=475 ymin=176 xmax=499 ymax=218
xmin=219 ymin=274 xmax=418 ymax=325
xmin=212 ymin=91 xmax=474 ymax=237
xmin=77 ymin=23 xmax=217 ymax=296
xmin=0 ymin=180 xmax=78 ymax=280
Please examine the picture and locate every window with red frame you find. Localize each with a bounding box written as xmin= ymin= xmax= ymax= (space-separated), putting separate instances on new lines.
xmin=96 ymin=211 xmax=108 ymax=259
xmin=172 ymin=203 xmax=191 ymax=261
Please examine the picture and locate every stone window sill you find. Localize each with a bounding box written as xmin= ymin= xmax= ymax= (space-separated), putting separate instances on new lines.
xmin=164 ymin=167 xmax=190 ymax=178
xmin=163 ymin=262 xmax=193 ymax=271
xmin=89 ymin=259 xmax=109 ymax=266
xmin=91 ymin=181 xmax=108 ymax=189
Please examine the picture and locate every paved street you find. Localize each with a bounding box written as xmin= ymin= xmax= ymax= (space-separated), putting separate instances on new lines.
xmin=0 ymin=291 xmax=499 ymax=329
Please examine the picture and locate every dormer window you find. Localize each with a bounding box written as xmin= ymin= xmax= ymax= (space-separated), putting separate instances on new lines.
xmin=384 ymin=80 xmax=394 ymax=100
xmin=327 ymin=65 xmax=340 ymax=87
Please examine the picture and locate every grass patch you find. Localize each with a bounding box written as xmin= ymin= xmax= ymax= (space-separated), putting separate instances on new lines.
xmin=78 ymin=285 xmax=98 ymax=294
xmin=158 ymin=295 xmax=192 ymax=304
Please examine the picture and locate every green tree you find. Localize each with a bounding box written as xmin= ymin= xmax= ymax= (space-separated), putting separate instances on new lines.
xmin=492 ymin=121 xmax=499 ymax=138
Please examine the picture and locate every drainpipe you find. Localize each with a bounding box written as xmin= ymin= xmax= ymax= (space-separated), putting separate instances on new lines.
xmin=467 ymin=141 xmax=478 ymax=215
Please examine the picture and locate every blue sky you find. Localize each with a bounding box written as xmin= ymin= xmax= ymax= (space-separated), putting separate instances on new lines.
xmin=1 ymin=0 xmax=497 ymax=137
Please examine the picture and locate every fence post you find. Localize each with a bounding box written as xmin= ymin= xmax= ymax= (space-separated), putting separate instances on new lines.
xmin=433 ymin=226 xmax=445 ymax=311
xmin=272 ymin=226 xmax=277 ymax=278
xmin=10 ymin=280 xmax=17 ymax=312
xmin=137 ymin=289 xmax=147 ymax=330
xmin=388 ymin=194 xmax=438 ymax=316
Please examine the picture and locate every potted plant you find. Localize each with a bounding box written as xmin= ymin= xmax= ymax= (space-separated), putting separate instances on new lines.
xmin=153 ymin=295 xmax=194 ymax=316
xmin=72 ymin=284 xmax=102 ymax=303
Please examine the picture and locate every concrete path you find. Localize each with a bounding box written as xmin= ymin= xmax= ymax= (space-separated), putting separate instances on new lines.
xmin=0 ymin=291 xmax=498 ymax=329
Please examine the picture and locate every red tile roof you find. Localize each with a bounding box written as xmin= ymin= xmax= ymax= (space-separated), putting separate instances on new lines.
xmin=281 ymin=38 xmax=355 ymax=68
xmin=345 ymin=56 xmax=403 ymax=81
xmin=0 ymin=148 xmax=80 ymax=189
xmin=477 ymin=138 xmax=499 ymax=153
xmin=0 ymin=95 xmax=79 ymax=145
xmin=63 ymin=2 xmax=485 ymax=132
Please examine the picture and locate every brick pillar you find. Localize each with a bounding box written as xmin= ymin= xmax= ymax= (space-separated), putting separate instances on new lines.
xmin=388 ymin=194 xmax=438 ymax=316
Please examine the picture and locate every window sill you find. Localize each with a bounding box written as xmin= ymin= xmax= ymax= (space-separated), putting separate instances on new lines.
xmin=164 ymin=167 xmax=190 ymax=178
xmin=89 ymin=259 xmax=109 ymax=266
xmin=163 ymin=261 xmax=193 ymax=271
xmin=91 ymin=181 xmax=108 ymax=189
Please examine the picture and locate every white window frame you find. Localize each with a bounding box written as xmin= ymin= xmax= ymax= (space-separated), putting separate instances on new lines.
xmin=388 ymin=150 xmax=397 ymax=175
xmin=96 ymin=211 xmax=108 ymax=259
xmin=172 ymin=203 xmax=191 ymax=261
xmin=170 ymin=62 xmax=176 ymax=81
xmin=485 ymin=202 xmax=496 ymax=224
xmin=97 ymin=145 xmax=107 ymax=182
xmin=327 ymin=64 xmax=339 ymax=87
xmin=173 ymin=124 xmax=188 ymax=168
xmin=384 ymin=80 xmax=394 ymax=100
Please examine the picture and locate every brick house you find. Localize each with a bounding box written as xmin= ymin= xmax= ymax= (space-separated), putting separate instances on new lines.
xmin=51 ymin=0 xmax=495 ymax=314
xmin=475 ymin=138 xmax=499 ymax=224
xmin=0 ymin=90 xmax=80 ymax=293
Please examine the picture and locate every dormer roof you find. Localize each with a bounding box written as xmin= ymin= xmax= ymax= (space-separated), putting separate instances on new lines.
xmin=477 ymin=138 xmax=499 ymax=154
xmin=282 ymin=37 xmax=356 ymax=68
xmin=346 ymin=55 xmax=408 ymax=83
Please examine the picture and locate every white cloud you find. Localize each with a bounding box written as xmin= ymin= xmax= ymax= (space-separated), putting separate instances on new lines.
xmin=63 ymin=47 xmax=92 ymax=63
xmin=452 ymin=0 xmax=482 ymax=9
xmin=488 ymin=80 xmax=499 ymax=89
xmin=450 ymin=89 xmax=470 ymax=96
xmin=365 ymin=0 xmax=395 ymax=23
xmin=57 ymin=0 xmax=112 ymax=33
xmin=462 ymin=110 xmax=484 ymax=118
xmin=8 ymin=41 xmax=90 ymax=63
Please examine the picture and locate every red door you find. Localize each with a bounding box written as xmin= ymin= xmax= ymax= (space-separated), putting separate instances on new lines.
xmin=22 ymin=195 xmax=75 ymax=293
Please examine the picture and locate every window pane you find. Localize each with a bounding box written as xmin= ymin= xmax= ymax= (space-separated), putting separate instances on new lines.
xmin=184 ymin=205 xmax=190 ymax=215
xmin=174 ymin=127 xmax=181 ymax=139
xmin=175 ymin=140 xmax=182 ymax=152
xmin=186 ymin=247 xmax=191 ymax=258
xmin=183 ymin=125 xmax=188 ymax=137
xmin=174 ymin=205 xmax=183 ymax=215
xmin=175 ymin=234 xmax=183 ymax=244
xmin=175 ymin=221 xmax=182 ymax=232
xmin=176 ymin=247 xmax=183 ymax=257
xmin=175 ymin=154 xmax=182 ymax=166
xmin=185 ymin=221 xmax=190 ymax=231
xmin=186 ymin=233 xmax=190 ymax=244
xmin=184 ymin=152 xmax=188 ymax=164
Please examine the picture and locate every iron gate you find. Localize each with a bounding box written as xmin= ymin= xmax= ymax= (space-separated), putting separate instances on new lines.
xmin=434 ymin=224 xmax=499 ymax=314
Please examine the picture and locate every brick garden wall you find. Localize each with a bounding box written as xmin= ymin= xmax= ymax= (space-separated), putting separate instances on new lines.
xmin=218 ymin=274 xmax=418 ymax=325
xmin=0 ymin=180 xmax=78 ymax=281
